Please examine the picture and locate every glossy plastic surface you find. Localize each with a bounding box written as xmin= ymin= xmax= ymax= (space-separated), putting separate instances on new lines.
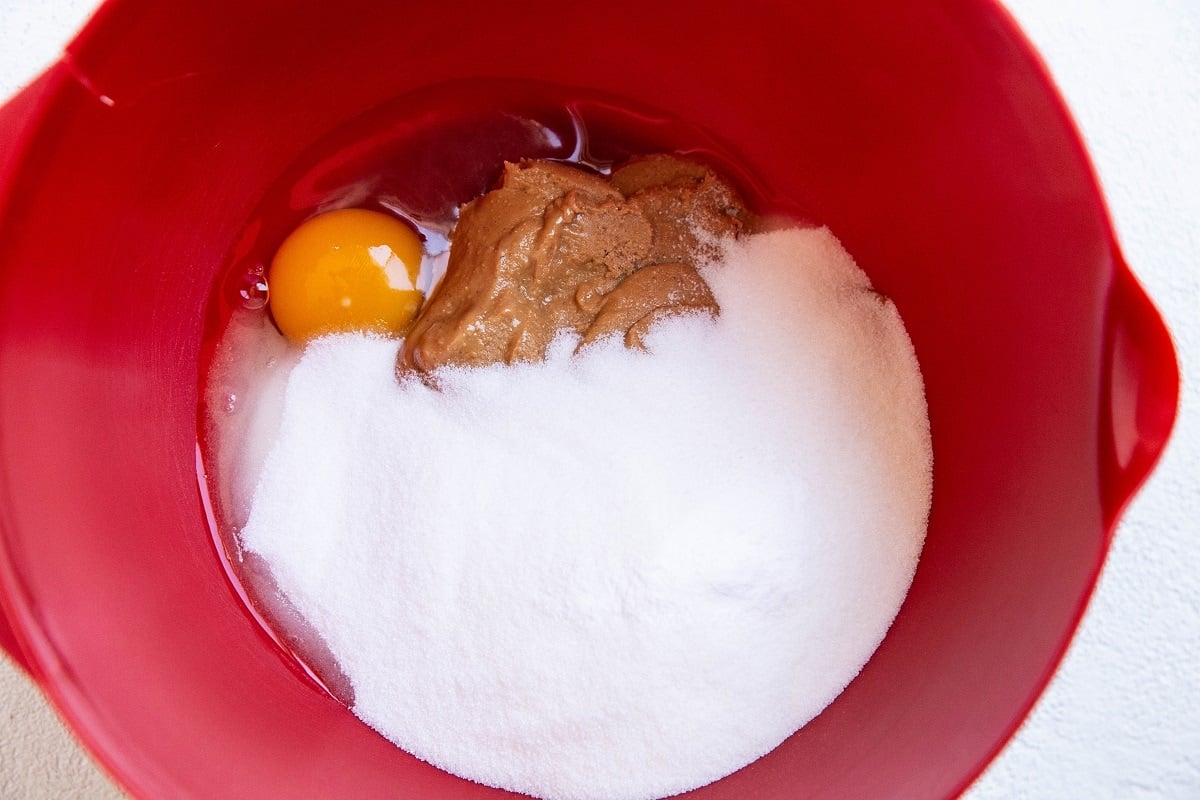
xmin=0 ymin=0 xmax=1179 ymax=798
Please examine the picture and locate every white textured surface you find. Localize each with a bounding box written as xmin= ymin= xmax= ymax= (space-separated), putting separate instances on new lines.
xmin=0 ymin=1 xmax=1197 ymax=798
xmin=234 ymin=229 xmax=931 ymax=800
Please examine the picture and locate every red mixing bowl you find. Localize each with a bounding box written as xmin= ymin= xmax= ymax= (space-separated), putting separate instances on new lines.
xmin=0 ymin=0 xmax=1179 ymax=798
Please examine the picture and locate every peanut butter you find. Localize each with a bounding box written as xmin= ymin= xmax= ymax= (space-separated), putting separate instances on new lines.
xmin=399 ymin=155 xmax=754 ymax=374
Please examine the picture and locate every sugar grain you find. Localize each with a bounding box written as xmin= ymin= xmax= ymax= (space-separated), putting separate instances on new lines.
xmin=238 ymin=226 xmax=933 ymax=800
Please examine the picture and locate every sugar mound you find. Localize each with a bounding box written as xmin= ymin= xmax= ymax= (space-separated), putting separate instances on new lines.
xmin=239 ymin=226 xmax=933 ymax=800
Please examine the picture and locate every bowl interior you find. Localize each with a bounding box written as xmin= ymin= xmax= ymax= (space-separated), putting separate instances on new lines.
xmin=0 ymin=0 xmax=1152 ymax=797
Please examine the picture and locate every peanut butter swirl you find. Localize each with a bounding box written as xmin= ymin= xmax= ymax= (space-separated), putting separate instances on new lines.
xmin=399 ymin=155 xmax=754 ymax=374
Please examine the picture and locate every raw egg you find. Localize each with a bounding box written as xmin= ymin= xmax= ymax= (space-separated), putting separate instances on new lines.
xmin=268 ymin=208 xmax=424 ymax=343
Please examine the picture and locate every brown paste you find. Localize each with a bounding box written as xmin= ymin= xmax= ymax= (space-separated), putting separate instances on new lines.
xmin=398 ymin=155 xmax=755 ymax=374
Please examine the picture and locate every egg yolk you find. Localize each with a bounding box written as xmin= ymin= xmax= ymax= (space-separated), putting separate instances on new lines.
xmin=268 ymin=208 xmax=424 ymax=343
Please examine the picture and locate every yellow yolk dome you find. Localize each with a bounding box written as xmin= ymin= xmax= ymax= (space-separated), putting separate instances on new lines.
xmin=268 ymin=208 xmax=424 ymax=343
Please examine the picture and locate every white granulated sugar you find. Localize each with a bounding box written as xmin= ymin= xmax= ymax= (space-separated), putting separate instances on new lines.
xmin=238 ymin=226 xmax=933 ymax=800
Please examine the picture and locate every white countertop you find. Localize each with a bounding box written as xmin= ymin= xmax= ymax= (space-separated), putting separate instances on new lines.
xmin=1 ymin=1 xmax=1197 ymax=797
